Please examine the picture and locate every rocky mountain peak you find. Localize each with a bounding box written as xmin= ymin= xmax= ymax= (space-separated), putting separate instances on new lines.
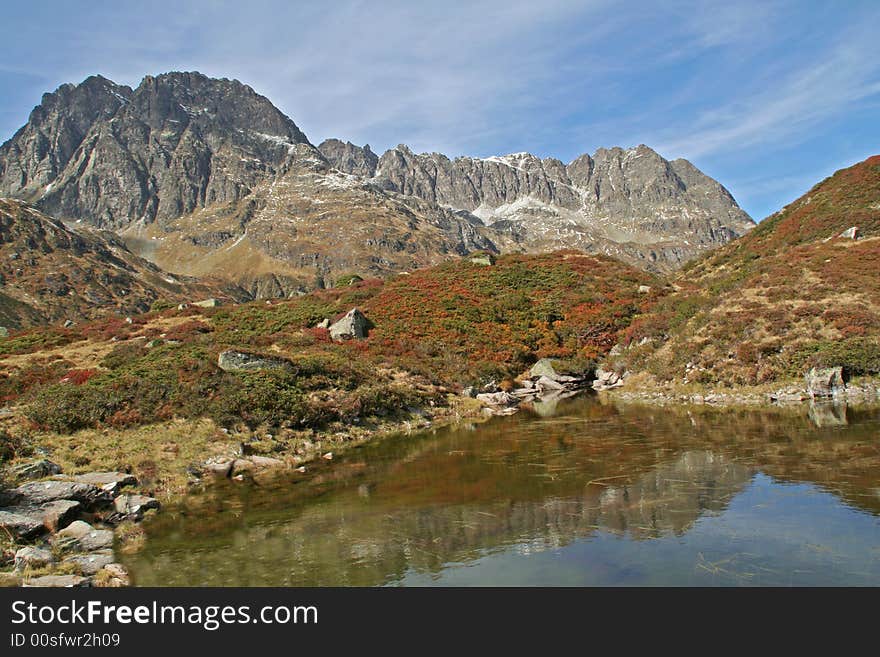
xmin=317 ymin=139 xmax=378 ymax=177
xmin=0 ymin=71 xmax=312 ymax=230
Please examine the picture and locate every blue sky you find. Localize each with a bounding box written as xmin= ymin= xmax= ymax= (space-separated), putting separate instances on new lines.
xmin=1 ymin=0 xmax=878 ymax=220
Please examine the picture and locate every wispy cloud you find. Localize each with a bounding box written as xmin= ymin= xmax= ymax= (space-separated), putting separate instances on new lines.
xmin=1 ymin=0 xmax=877 ymax=221
xmin=654 ymin=20 xmax=880 ymax=159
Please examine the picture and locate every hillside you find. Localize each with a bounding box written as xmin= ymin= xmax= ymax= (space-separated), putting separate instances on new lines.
xmin=606 ymin=155 xmax=880 ymax=386
xmin=0 ymin=251 xmax=658 ymax=440
xmin=0 ymin=198 xmax=246 ymax=329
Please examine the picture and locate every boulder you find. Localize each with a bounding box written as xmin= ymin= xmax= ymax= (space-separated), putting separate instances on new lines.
xmin=468 ymin=252 xmax=496 ymax=266
xmin=0 ymin=326 xmax=7 ymax=338
xmin=51 ymin=520 xmax=114 ymax=553
xmin=192 ymin=298 xmax=221 ymax=308
xmin=329 ymin=308 xmax=370 ymax=341
xmin=14 ymin=546 xmax=55 ymax=572
xmin=805 ymin=366 xmax=844 ymax=398
xmin=839 ymin=226 xmax=858 ymax=239
xmin=316 ymin=318 xmax=330 ymax=329
xmin=217 ymin=350 xmax=292 ymax=372
xmin=113 ymin=494 xmax=160 ymax=520
xmin=11 ymin=459 xmax=62 ymax=482
xmin=23 ymin=574 xmax=89 ymax=588
xmin=529 ymin=358 xmax=560 ymax=380
xmin=638 ymin=285 xmax=652 ymax=294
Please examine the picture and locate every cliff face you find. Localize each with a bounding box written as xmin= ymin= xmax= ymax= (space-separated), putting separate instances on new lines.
xmin=0 ymin=71 xmax=755 ymax=296
xmin=372 ymin=144 xmax=754 ymax=267
xmin=1 ymin=72 xmax=309 ymax=230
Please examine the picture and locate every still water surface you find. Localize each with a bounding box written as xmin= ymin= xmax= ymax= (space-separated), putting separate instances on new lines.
xmin=126 ymin=397 xmax=880 ymax=586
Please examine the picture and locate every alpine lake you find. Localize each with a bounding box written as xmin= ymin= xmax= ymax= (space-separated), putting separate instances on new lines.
xmin=125 ymin=395 xmax=880 ymax=586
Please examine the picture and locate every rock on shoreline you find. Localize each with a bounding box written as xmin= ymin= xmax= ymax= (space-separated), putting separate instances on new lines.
xmin=0 ymin=461 xmax=157 ymax=588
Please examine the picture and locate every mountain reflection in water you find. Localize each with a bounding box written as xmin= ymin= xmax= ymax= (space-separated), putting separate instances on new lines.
xmin=126 ymin=397 xmax=880 ymax=586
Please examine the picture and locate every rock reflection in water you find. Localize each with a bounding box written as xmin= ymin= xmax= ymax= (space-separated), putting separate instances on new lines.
xmin=126 ymin=397 xmax=880 ymax=586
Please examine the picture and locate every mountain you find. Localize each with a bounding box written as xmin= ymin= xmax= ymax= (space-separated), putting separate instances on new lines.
xmin=0 ymin=71 xmax=754 ymax=295
xmin=0 ymin=198 xmax=244 ymax=329
xmin=371 ymin=144 xmax=753 ymax=269
xmin=0 ymin=72 xmax=309 ymax=230
xmin=609 ymin=154 xmax=880 ymax=385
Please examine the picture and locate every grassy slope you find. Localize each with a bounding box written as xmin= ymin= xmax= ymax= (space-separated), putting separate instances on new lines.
xmin=608 ymin=155 xmax=880 ymax=386
xmin=0 ymin=250 xmax=658 ymax=442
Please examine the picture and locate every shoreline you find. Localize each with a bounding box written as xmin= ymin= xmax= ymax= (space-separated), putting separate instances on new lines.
xmin=2 ymin=373 xmax=878 ymax=587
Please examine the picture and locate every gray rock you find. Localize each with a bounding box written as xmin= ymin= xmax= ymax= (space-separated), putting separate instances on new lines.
xmin=14 ymin=546 xmax=55 ymax=572
xmin=52 ymin=520 xmax=114 ymax=553
xmin=475 ymin=391 xmax=515 ymax=406
xmin=193 ymin=298 xmax=221 ymax=308
xmin=96 ymin=563 xmax=130 ymax=587
xmin=63 ymin=549 xmax=115 ymax=576
xmin=23 ymin=574 xmax=89 ymax=588
xmin=535 ymin=375 xmax=565 ymax=392
xmin=839 ymin=226 xmax=858 ymax=239
xmin=461 ymin=386 xmax=476 ymax=398
xmin=8 ymin=480 xmax=108 ymax=509
xmin=529 ymin=358 xmax=560 ymax=380
xmin=329 ymin=308 xmax=369 ymax=341
xmin=56 ymin=471 xmax=137 ymax=496
xmin=592 ymin=368 xmax=625 ymax=391
xmin=113 ymin=494 xmax=160 ymax=520
xmin=11 ymin=459 xmax=63 ymax=482
xmin=217 ymin=350 xmax=292 ymax=372
xmin=638 ymin=285 xmax=652 ymax=294
xmin=0 ymin=326 xmax=7 ymax=338
xmin=247 ymin=455 xmax=285 ymax=470
xmin=0 ymin=510 xmax=45 ymax=540
xmin=805 ymin=367 xmax=845 ymax=398
xmin=316 ymin=318 xmax=330 ymax=329
xmin=0 ymin=500 xmax=80 ymax=538
xmin=468 ymin=252 xmax=495 ymax=266
xmin=204 ymin=460 xmax=235 ymax=478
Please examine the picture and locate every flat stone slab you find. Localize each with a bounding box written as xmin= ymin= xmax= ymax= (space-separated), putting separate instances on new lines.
xmin=0 ymin=499 xmax=80 ymax=538
xmin=9 ymin=480 xmax=108 ymax=508
xmin=56 ymin=471 xmax=137 ymax=491
xmin=51 ymin=520 xmax=114 ymax=553
xmin=0 ymin=509 xmax=45 ymax=539
xmin=63 ymin=550 xmax=115 ymax=576
xmin=23 ymin=575 xmax=89 ymax=588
